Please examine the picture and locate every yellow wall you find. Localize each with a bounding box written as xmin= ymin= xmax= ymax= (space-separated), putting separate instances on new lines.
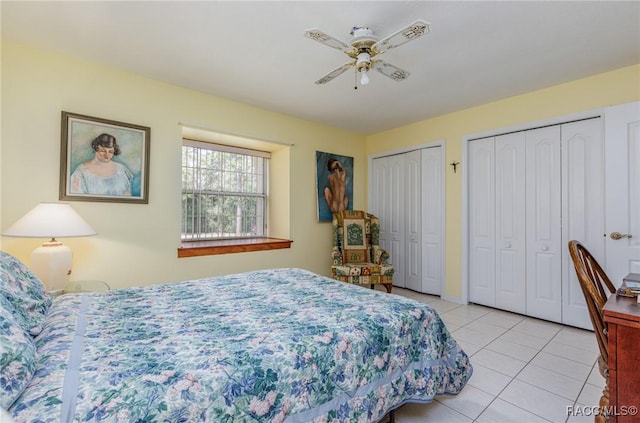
xmin=366 ymin=64 xmax=640 ymax=299
xmin=1 ymin=41 xmax=367 ymax=287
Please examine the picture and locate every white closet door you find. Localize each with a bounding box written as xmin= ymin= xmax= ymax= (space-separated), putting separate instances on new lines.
xmin=605 ymin=102 xmax=640 ymax=282
xmin=405 ymin=150 xmax=422 ymax=291
xmin=388 ymin=154 xmax=406 ymax=287
xmin=421 ymin=147 xmax=443 ymax=295
xmin=469 ymin=137 xmax=496 ymax=307
xmin=526 ymin=126 xmax=562 ymax=322
xmin=371 ymin=157 xmax=392 ymax=254
xmin=561 ymin=118 xmax=604 ymax=329
xmin=495 ymin=132 xmax=526 ymax=314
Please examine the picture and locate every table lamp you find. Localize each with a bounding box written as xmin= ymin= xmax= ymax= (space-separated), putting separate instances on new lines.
xmin=2 ymin=202 xmax=96 ymax=291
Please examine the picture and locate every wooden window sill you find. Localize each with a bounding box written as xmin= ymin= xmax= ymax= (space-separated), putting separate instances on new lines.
xmin=178 ymin=237 xmax=293 ymax=258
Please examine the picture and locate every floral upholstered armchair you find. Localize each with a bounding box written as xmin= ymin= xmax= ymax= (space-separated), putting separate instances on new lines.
xmin=331 ymin=210 xmax=394 ymax=293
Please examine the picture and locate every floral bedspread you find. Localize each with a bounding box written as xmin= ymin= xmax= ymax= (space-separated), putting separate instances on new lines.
xmin=10 ymin=268 xmax=472 ymax=422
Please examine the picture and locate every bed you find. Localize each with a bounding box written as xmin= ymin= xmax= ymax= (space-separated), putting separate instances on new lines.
xmin=0 ymin=251 xmax=472 ymax=422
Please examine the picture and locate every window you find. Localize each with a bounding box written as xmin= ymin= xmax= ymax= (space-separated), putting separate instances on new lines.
xmin=181 ymin=140 xmax=269 ymax=241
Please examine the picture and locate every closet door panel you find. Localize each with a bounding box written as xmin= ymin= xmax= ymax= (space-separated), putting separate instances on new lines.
xmin=405 ymin=150 xmax=422 ymax=291
xmin=526 ymin=126 xmax=562 ymax=322
xmin=605 ymin=102 xmax=640 ymax=285
xmin=421 ymin=147 xmax=443 ymax=295
xmin=371 ymin=158 xmax=392 ymax=253
xmin=469 ymin=138 xmax=496 ymax=307
xmin=495 ymin=132 xmax=526 ymax=314
xmin=562 ymin=118 xmax=604 ymax=329
xmin=389 ymin=154 xmax=406 ymax=288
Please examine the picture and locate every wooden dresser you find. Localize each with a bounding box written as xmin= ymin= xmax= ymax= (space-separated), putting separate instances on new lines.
xmin=603 ymin=294 xmax=640 ymax=423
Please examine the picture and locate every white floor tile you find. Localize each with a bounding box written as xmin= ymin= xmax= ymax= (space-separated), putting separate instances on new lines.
xmin=476 ymin=398 xmax=552 ymax=423
xmin=499 ymin=379 xmax=575 ymax=423
xmin=512 ymin=318 xmax=562 ymax=340
xmin=498 ymin=329 xmax=550 ymax=350
xmin=485 ymin=338 xmax=539 ymax=362
xmin=441 ymin=312 xmax=481 ymax=327
xmin=542 ymin=341 xmax=599 ymax=366
xmin=442 ymin=304 xmax=491 ymax=322
xmin=553 ymin=326 xmax=599 ymax=353
xmin=466 ymin=363 xmax=512 ymax=396
xmin=529 ymin=351 xmax=593 ymax=382
xmin=517 ymin=363 xmax=585 ymax=401
xmin=428 ymin=299 xmax=464 ymax=314
xmin=453 ymin=326 xmax=498 ymax=348
xmin=456 ymin=339 xmax=483 ymax=357
xmin=442 ymin=321 xmax=461 ymax=333
xmin=436 ymin=384 xmax=494 ymax=419
xmin=586 ymin=364 xmax=605 ymax=387
xmin=394 ymin=401 xmax=473 ymax=423
xmin=471 ymin=349 xmax=527 ymax=377
xmin=464 ymin=320 xmax=509 ymax=339
xmin=476 ymin=310 xmax=526 ymax=329
xmin=576 ymin=382 xmax=606 ymax=408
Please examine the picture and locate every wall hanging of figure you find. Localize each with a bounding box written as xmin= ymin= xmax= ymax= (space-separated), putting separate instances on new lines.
xmin=315 ymin=151 xmax=353 ymax=222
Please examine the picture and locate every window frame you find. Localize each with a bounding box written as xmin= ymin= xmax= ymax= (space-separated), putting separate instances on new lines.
xmin=176 ymin=127 xmax=292 ymax=258
xmin=181 ymin=139 xmax=270 ymax=242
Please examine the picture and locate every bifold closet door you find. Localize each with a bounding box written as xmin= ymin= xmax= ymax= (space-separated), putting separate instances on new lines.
xmin=495 ymin=132 xmax=526 ymax=314
xmin=371 ymin=157 xmax=392 ymax=255
xmin=372 ymin=154 xmax=407 ymax=287
xmin=421 ymin=147 xmax=443 ymax=295
xmin=561 ymin=118 xmax=604 ymax=329
xmin=525 ymin=126 xmax=562 ymax=322
xmin=405 ymin=150 xmax=422 ymax=292
xmin=372 ymin=147 xmax=444 ymax=293
xmin=468 ymin=137 xmax=496 ymax=306
xmin=605 ymin=102 xmax=640 ymax=285
xmin=469 ymin=119 xmax=602 ymax=328
xmin=469 ymin=133 xmax=526 ymax=312
xmin=469 ymin=126 xmax=564 ymax=320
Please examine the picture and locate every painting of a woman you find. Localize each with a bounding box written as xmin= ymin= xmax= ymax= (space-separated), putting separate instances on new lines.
xmin=70 ymin=133 xmax=133 ymax=196
xmin=60 ymin=111 xmax=150 ymax=203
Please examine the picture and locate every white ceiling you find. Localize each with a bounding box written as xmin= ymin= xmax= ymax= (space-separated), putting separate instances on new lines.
xmin=2 ymin=1 xmax=639 ymax=135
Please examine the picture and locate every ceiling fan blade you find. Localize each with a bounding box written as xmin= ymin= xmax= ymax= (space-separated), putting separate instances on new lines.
xmin=305 ymin=29 xmax=355 ymax=54
xmin=372 ymin=61 xmax=410 ymax=81
xmin=314 ymin=62 xmax=354 ymax=85
xmin=372 ymin=19 xmax=430 ymax=53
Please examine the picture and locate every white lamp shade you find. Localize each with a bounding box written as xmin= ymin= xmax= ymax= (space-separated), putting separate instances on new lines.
xmin=3 ymin=202 xmax=96 ymax=238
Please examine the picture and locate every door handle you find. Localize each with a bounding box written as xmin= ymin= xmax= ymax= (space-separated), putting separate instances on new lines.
xmin=610 ymin=232 xmax=633 ymax=240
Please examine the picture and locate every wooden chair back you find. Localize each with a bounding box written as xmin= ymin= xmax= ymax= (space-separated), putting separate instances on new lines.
xmin=568 ymin=240 xmax=616 ymax=366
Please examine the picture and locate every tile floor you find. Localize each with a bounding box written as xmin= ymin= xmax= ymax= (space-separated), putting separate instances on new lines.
xmin=385 ymin=286 xmax=604 ymax=423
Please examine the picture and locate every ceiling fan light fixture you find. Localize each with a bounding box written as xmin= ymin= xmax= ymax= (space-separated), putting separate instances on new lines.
xmin=305 ymin=19 xmax=429 ymax=86
xmin=356 ymin=52 xmax=371 ymax=70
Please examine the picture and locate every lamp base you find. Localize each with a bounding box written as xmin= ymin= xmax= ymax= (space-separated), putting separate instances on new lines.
xmin=30 ymin=240 xmax=72 ymax=291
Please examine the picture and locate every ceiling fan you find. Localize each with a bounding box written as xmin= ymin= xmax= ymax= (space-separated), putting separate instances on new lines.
xmin=304 ymin=19 xmax=430 ymax=87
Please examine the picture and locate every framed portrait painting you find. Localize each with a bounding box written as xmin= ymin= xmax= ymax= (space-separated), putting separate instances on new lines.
xmin=59 ymin=111 xmax=150 ymax=204
xmin=316 ymin=151 xmax=353 ymax=222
